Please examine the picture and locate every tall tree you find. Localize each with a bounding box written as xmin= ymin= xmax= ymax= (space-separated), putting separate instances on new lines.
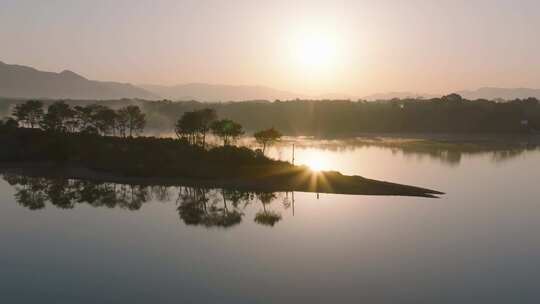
xmin=254 ymin=127 xmax=282 ymax=154
xmin=175 ymin=111 xmax=202 ymax=144
xmin=94 ymin=107 xmax=118 ymax=136
xmin=117 ymin=105 xmax=145 ymax=137
xmin=40 ymin=101 xmax=76 ymax=132
xmin=210 ymin=119 xmax=244 ymax=146
xmin=12 ymin=100 xmax=44 ymax=128
xmin=174 ymin=108 xmax=217 ymax=146
xmin=73 ymin=105 xmax=96 ymax=132
xmin=198 ymin=108 xmax=217 ymax=148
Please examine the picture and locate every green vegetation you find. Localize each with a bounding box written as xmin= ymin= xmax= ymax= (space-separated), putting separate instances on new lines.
xmin=210 ymin=119 xmax=244 ymax=146
xmin=254 ymin=128 xmax=282 ymax=154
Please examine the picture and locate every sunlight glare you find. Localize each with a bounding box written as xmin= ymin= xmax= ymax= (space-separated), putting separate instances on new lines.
xmin=304 ymin=151 xmax=331 ymax=172
xmin=292 ymin=29 xmax=339 ymax=71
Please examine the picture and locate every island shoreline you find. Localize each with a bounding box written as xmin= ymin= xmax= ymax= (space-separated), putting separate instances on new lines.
xmin=0 ymin=162 xmax=444 ymax=198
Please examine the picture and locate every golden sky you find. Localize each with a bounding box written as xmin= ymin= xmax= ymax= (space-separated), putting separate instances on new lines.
xmin=2 ymin=0 xmax=540 ymax=96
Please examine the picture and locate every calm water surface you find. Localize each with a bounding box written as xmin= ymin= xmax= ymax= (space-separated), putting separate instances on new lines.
xmin=1 ymin=139 xmax=539 ymax=303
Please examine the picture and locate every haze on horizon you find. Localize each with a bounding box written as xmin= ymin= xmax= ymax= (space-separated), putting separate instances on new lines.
xmin=2 ymin=0 xmax=540 ymax=97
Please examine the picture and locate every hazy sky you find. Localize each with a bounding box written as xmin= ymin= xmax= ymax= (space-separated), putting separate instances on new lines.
xmin=2 ymin=0 xmax=540 ymax=96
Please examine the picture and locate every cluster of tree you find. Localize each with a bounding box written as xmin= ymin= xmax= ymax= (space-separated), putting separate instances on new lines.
xmin=10 ymin=100 xmax=146 ymax=137
xmin=177 ymin=187 xmax=284 ymax=227
xmin=5 ymin=94 xmax=539 ymax=136
xmin=140 ymin=95 xmax=540 ymax=135
xmin=174 ymin=108 xmax=217 ymax=146
xmin=175 ymin=108 xmax=245 ymax=146
xmin=174 ymin=108 xmax=282 ymax=151
xmin=3 ymin=174 xmax=153 ymax=210
xmin=0 ymin=125 xmax=288 ymax=179
xmin=4 ymin=174 xmax=288 ymax=228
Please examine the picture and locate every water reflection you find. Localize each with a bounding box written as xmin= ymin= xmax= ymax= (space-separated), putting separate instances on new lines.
xmin=3 ymin=174 xmax=291 ymax=228
xmin=149 ymin=133 xmax=540 ymax=166
xmin=254 ymin=192 xmax=281 ymax=226
xmin=263 ymin=136 xmax=540 ymax=166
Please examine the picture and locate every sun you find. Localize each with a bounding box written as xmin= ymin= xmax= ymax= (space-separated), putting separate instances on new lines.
xmin=292 ymin=30 xmax=339 ymax=71
xmin=303 ymin=152 xmax=330 ymax=172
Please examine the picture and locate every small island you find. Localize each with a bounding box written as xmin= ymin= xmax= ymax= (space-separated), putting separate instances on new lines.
xmin=0 ymin=101 xmax=443 ymax=198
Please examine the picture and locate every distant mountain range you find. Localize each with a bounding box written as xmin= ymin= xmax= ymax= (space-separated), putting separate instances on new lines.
xmin=361 ymin=92 xmax=437 ymax=101
xmin=457 ymin=87 xmax=540 ymax=100
xmin=2 ymin=61 xmax=540 ymax=101
xmin=362 ymin=88 xmax=540 ymax=101
xmin=0 ymin=61 xmax=157 ymax=100
xmin=140 ymin=83 xmax=303 ymax=102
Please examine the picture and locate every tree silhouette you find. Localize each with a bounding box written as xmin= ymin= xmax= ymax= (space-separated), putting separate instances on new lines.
xmin=253 ymin=192 xmax=281 ymax=227
xmin=94 ymin=107 xmax=118 ymax=135
xmin=254 ymin=127 xmax=282 ymax=154
xmin=3 ymin=174 xmax=288 ymax=229
xmin=40 ymin=101 xmax=76 ymax=132
xmin=12 ymin=100 xmax=44 ymax=128
xmin=0 ymin=117 xmax=18 ymax=131
xmin=74 ymin=104 xmax=98 ymax=132
xmin=175 ymin=111 xmax=202 ymax=145
xmin=211 ymin=119 xmax=244 ymax=146
xmin=176 ymin=187 xmax=251 ymax=228
xmin=117 ymin=105 xmax=145 ymax=137
xmin=5 ymin=175 xmax=49 ymax=210
xmin=174 ymin=108 xmax=217 ymax=146
xmin=198 ymin=108 xmax=217 ymax=148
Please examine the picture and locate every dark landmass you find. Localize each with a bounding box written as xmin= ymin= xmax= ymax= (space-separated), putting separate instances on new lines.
xmin=3 ymin=95 xmax=539 ymax=136
xmin=0 ymin=61 xmax=157 ymax=100
xmin=0 ymin=128 xmax=442 ymax=197
xmin=141 ymin=96 xmax=540 ymax=135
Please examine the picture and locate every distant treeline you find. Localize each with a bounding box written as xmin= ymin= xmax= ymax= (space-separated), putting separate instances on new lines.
xmin=2 ymin=94 xmax=539 ymax=136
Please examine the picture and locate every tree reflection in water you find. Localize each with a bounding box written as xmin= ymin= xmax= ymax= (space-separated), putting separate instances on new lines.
xmin=3 ymin=174 xmax=291 ymax=228
xmin=176 ymin=187 xmax=244 ymax=228
xmin=254 ymin=192 xmax=281 ymax=227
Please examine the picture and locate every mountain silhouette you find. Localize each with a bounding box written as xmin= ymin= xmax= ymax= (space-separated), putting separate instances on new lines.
xmin=140 ymin=83 xmax=304 ymax=102
xmin=3 ymin=61 xmax=540 ymax=102
xmin=458 ymin=87 xmax=540 ymax=100
xmin=362 ymin=92 xmax=437 ymax=101
xmin=0 ymin=61 xmax=158 ymax=100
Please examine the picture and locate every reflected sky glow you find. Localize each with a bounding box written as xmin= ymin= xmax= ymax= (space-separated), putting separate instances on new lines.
xmin=1 ymin=139 xmax=540 ymax=303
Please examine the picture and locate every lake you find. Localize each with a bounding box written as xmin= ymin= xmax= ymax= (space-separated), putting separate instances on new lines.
xmin=1 ymin=137 xmax=539 ymax=303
